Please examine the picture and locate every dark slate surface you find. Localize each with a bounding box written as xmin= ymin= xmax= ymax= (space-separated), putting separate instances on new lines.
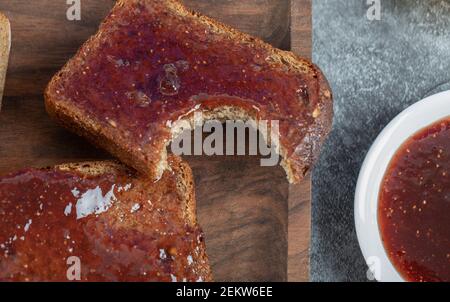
xmin=311 ymin=0 xmax=450 ymax=281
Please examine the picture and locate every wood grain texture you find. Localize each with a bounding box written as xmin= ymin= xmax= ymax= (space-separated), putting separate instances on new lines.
xmin=0 ymin=0 xmax=312 ymax=281
xmin=291 ymin=0 xmax=312 ymax=59
xmin=289 ymin=0 xmax=312 ymax=282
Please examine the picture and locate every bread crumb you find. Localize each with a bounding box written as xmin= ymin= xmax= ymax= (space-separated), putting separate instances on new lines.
xmin=130 ymin=203 xmax=141 ymax=213
xmin=108 ymin=120 xmax=117 ymax=128
xmin=313 ymin=107 xmax=321 ymax=118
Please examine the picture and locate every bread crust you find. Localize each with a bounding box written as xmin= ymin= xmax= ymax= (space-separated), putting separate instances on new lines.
xmin=45 ymin=0 xmax=333 ymax=183
xmin=0 ymin=12 xmax=10 ymax=110
xmin=0 ymin=156 xmax=212 ymax=282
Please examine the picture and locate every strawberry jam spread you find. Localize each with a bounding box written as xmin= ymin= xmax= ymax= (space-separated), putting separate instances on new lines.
xmin=0 ymin=163 xmax=209 ymax=281
xmin=47 ymin=0 xmax=332 ymax=182
xmin=379 ymin=118 xmax=450 ymax=282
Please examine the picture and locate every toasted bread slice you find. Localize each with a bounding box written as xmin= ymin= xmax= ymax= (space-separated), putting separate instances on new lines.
xmin=0 ymin=155 xmax=211 ymax=282
xmin=0 ymin=12 xmax=10 ymax=109
xmin=45 ymin=0 xmax=333 ymax=183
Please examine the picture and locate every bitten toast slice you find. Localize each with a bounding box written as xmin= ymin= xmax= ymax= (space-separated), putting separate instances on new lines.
xmin=45 ymin=0 xmax=333 ymax=183
xmin=0 ymin=155 xmax=211 ymax=282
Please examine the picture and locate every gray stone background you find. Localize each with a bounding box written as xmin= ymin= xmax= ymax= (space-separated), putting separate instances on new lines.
xmin=311 ymin=0 xmax=450 ymax=281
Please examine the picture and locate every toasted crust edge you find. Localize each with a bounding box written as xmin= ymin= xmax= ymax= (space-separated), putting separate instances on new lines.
xmin=0 ymin=11 xmax=10 ymax=110
xmin=44 ymin=95 xmax=160 ymax=178
xmin=55 ymin=160 xmax=131 ymax=177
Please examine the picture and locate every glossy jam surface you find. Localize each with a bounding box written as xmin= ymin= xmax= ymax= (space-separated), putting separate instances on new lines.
xmin=379 ymin=118 xmax=450 ymax=282
xmin=51 ymin=1 xmax=326 ymax=160
xmin=0 ymin=166 xmax=208 ymax=281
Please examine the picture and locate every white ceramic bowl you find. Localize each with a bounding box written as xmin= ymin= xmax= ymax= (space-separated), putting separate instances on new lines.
xmin=354 ymin=90 xmax=450 ymax=282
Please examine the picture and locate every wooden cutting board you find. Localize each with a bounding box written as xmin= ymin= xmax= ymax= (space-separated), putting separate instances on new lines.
xmin=0 ymin=0 xmax=312 ymax=282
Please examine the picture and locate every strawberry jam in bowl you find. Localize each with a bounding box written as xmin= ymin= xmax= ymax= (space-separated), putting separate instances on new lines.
xmin=379 ymin=118 xmax=450 ymax=282
xmin=355 ymin=90 xmax=450 ymax=282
